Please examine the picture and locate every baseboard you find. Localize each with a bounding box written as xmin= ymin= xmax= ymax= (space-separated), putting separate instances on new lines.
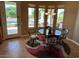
xmin=20 ymin=35 xmax=29 ymax=37
xmin=66 ymin=37 xmax=79 ymax=46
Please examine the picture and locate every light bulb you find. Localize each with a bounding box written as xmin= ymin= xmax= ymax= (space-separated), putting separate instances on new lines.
xmin=45 ymin=13 xmax=49 ymax=15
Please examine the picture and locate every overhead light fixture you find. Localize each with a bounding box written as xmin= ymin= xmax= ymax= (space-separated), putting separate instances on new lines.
xmin=45 ymin=12 xmax=49 ymax=15
xmin=51 ymin=13 xmax=56 ymax=16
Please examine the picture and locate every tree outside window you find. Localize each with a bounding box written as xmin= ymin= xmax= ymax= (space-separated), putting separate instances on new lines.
xmin=38 ymin=8 xmax=45 ymax=27
xmin=28 ymin=8 xmax=35 ymax=28
xmin=56 ymin=9 xmax=64 ymax=29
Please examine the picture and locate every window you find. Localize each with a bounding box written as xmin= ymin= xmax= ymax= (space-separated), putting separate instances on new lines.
xmin=56 ymin=9 xmax=64 ymax=29
xmin=28 ymin=8 xmax=35 ymax=28
xmin=38 ymin=8 xmax=45 ymax=27
xmin=47 ymin=9 xmax=54 ymax=27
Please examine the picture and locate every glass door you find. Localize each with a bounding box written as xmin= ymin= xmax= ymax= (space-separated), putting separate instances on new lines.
xmin=3 ymin=2 xmax=21 ymax=38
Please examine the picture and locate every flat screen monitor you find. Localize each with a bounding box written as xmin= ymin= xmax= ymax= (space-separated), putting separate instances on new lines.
xmin=55 ymin=30 xmax=62 ymax=36
xmin=38 ymin=29 xmax=44 ymax=34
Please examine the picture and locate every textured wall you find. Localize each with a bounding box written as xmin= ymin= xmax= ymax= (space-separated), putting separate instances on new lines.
xmin=73 ymin=9 xmax=79 ymax=43
xmin=63 ymin=6 xmax=78 ymax=39
xmin=0 ymin=2 xmax=3 ymax=40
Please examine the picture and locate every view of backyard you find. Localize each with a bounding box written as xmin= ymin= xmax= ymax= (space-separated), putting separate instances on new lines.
xmin=38 ymin=8 xmax=45 ymax=27
xmin=28 ymin=8 xmax=35 ymax=27
xmin=5 ymin=2 xmax=18 ymax=35
xmin=28 ymin=8 xmax=64 ymax=28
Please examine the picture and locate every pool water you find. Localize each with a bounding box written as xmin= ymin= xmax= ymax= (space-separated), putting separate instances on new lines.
xmin=7 ymin=22 xmax=17 ymax=24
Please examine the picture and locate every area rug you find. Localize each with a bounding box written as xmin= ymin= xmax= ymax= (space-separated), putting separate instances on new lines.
xmin=26 ymin=42 xmax=70 ymax=58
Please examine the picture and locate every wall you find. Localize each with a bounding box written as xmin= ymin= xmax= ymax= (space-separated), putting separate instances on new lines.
xmin=0 ymin=2 xmax=3 ymax=40
xmin=63 ymin=3 xmax=79 ymax=43
xmin=73 ymin=9 xmax=79 ymax=43
xmin=63 ymin=5 xmax=78 ymax=39
xmin=20 ymin=2 xmax=28 ymax=35
xmin=20 ymin=2 xmax=37 ymax=37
